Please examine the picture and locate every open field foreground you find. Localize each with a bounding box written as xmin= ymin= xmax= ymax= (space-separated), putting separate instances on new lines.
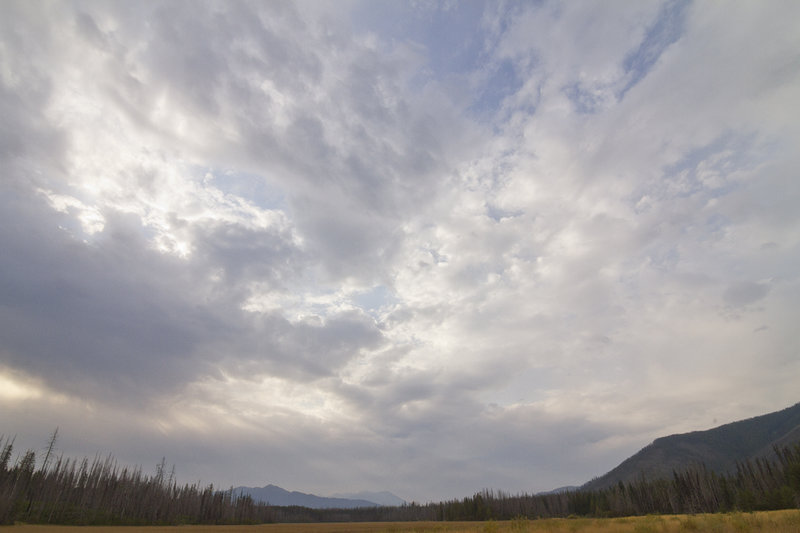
xmin=3 ymin=511 xmax=800 ymax=533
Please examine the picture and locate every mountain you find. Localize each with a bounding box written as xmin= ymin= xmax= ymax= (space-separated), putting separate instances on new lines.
xmin=234 ymin=484 xmax=386 ymax=508
xmin=583 ymin=402 xmax=800 ymax=491
xmin=537 ymin=485 xmax=580 ymax=495
xmin=331 ymin=490 xmax=406 ymax=507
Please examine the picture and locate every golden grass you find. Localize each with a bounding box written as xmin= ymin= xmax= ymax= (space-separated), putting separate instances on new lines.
xmin=2 ymin=510 xmax=800 ymax=533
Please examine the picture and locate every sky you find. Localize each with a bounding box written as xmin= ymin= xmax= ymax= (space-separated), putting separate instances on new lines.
xmin=1 ymin=0 xmax=799 ymax=504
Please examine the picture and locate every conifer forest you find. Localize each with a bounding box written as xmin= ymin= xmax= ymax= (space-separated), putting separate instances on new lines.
xmin=1 ymin=433 xmax=799 ymax=525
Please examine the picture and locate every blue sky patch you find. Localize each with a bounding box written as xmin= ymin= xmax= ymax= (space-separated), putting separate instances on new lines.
xmin=619 ymin=0 xmax=691 ymax=98
xmin=206 ymin=169 xmax=287 ymax=211
xmin=352 ymin=284 xmax=398 ymax=314
xmin=471 ymin=59 xmax=524 ymax=117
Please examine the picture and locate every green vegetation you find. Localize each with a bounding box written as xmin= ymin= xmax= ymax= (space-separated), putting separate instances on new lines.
xmin=1 ymin=430 xmax=799 ymax=526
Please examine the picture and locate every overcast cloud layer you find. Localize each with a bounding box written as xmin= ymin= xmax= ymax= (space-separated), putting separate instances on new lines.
xmin=1 ymin=0 xmax=799 ymax=502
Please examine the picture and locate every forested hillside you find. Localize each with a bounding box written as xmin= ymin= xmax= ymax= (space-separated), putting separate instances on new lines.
xmin=584 ymin=402 xmax=800 ymax=491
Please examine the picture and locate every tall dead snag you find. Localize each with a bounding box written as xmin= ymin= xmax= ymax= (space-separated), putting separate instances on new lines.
xmin=40 ymin=428 xmax=59 ymax=475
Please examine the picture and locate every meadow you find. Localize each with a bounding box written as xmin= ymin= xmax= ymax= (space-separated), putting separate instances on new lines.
xmin=3 ymin=510 xmax=800 ymax=533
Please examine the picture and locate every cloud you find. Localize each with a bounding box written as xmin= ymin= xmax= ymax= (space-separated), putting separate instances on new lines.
xmin=0 ymin=193 xmax=220 ymax=402
xmin=723 ymin=281 xmax=770 ymax=308
xmin=1 ymin=0 xmax=799 ymax=503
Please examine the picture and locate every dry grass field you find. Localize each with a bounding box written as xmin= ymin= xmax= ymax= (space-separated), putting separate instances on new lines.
xmin=3 ymin=511 xmax=800 ymax=533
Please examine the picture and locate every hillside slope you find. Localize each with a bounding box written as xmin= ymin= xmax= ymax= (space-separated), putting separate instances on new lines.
xmin=583 ymin=402 xmax=800 ymax=491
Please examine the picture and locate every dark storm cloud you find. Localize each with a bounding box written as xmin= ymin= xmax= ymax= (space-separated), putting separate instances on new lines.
xmin=0 ymin=188 xmax=250 ymax=398
xmin=0 ymin=185 xmax=386 ymax=401
xmin=0 ymin=197 xmax=196 ymax=400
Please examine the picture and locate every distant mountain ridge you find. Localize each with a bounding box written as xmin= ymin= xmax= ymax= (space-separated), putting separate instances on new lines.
xmin=331 ymin=490 xmax=407 ymax=507
xmin=583 ymin=402 xmax=800 ymax=491
xmin=234 ymin=484 xmax=404 ymax=509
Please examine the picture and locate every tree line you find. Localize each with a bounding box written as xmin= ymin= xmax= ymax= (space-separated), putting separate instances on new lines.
xmin=1 ymin=430 xmax=799 ymax=525
xmin=427 ymin=443 xmax=800 ymax=521
xmin=0 ymin=431 xmax=275 ymax=525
